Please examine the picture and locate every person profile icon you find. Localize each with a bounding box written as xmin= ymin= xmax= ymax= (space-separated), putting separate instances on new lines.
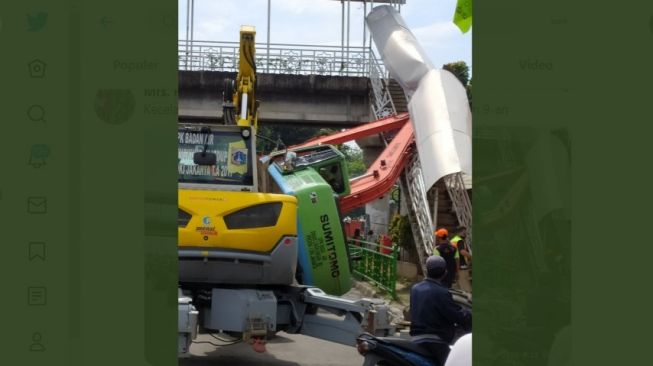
xmin=29 ymin=332 xmax=45 ymax=352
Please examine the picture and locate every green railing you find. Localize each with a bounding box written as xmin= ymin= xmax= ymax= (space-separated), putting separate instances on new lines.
xmin=348 ymin=239 xmax=398 ymax=299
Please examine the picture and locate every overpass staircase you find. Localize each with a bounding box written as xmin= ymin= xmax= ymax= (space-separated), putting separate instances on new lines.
xmin=387 ymin=79 xmax=408 ymax=113
xmin=371 ymin=71 xmax=472 ymax=276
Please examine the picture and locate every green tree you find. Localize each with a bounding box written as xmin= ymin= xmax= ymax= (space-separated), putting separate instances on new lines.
xmin=443 ymin=61 xmax=472 ymax=109
xmin=389 ymin=214 xmax=412 ymax=248
xmin=256 ymin=123 xmax=337 ymax=155
xmin=338 ymin=143 xmax=366 ymax=178
xmin=389 ymin=213 xmax=421 ymax=271
xmin=443 ymin=61 xmax=470 ymax=87
xmin=256 ymin=124 xmax=365 ymax=177
xmin=466 ymin=78 xmax=472 ymax=109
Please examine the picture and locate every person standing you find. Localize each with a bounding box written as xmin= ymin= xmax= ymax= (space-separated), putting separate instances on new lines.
xmin=434 ymin=228 xmax=458 ymax=289
xmin=410 ymin=255 xmax=472 ymax=365
xmin=352 ymin=228 xmax=362 ymax=246
xmin=451 ymin=227 xmax=472 ymax=293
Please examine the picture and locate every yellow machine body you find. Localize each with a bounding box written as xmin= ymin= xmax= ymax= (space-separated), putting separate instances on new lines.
xmin=178 ymin=189 xmax=297 ymax=252
xmin=178 ymin=26 xmax=299 ymax=285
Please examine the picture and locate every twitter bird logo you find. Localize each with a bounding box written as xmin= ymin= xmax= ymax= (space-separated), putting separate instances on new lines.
xmin=27 ymin=12 xmax=48 ymax=31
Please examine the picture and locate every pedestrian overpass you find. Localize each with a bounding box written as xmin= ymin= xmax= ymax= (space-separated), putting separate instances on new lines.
xmin=178 ymin=40 xmax=394 ymax=126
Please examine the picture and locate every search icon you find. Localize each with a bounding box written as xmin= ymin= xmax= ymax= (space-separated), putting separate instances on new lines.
xmin=27 ymin=105 xmax=46 ymax=122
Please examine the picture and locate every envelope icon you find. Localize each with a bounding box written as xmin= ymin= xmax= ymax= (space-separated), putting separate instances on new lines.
xmin=28 ymin=196 xmax=47 ymax=214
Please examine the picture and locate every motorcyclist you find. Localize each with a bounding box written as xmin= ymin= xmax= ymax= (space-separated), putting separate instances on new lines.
xmin=410 ymin=255 xmax=472 ymax=365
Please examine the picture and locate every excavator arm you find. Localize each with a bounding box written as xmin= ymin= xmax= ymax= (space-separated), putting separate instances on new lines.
xmin=234 ymin=25 xmax=258 ymax=128
xmin=290 ymin=112 xmax=416 ymax=213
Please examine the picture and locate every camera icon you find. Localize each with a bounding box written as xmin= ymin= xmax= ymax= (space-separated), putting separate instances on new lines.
xmin=28 ymin=59 xmax=46 ymax=78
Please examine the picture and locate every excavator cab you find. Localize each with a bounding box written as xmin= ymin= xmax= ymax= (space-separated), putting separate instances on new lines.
xmin=265 ymin=145 xmax=353 ymax=295
xmin=177 ymin=125 xmax=299 ymax=286
xmin=178 ymin=124 xmax=256 ymax=190
xmin=270 ymin=145 xmax=351 ymax=196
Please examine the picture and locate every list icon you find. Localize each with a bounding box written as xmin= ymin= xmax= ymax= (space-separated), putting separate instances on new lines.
xmin=28 ymin=286 xmax=47 ymax=306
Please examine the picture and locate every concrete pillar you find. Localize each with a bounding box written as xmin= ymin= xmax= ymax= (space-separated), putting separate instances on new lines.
xmin=366 ymin=197 xmax=390 ymax=240
xmin=399 ymin=186 xmax=409 ymax=215
xmin=362 ymin=145 xmax=390 ymax=239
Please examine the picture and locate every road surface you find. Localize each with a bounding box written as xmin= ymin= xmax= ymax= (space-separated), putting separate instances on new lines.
xmin=180 ymin=332 xmax=364 ymax=366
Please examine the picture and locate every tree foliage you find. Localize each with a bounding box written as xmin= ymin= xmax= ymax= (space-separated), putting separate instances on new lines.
xmin=443 ymin=61 xmax=472 ymax=109
xmin=466 ymin=78 xmax=472 ymax=108
xmin=256 ymin=124 xmax=366 ymax=180
xmin=443 ymin=61 xmax=470 ymax=87
xmin=339 ymin=143 xmax=366 ymax=178
xmin=389 ymin=214 xmax=413 ymax=248
xmin=256 ymin=124 xmax=337 ymax=155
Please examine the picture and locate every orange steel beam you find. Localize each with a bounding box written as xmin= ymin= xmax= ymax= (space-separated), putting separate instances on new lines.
xmin=339 ymin=121 xmax=415 ymax=213
xmin=290 ymin=112 xmax=410 ymax=149
xmin=287 ymin=112 xmax=415 ymax=213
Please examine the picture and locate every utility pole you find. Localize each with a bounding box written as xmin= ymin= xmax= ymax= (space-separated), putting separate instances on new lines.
xmin=363 ymin=1 xmax=367 ymax=73
xmin=267 ymin=0 xmax=271 ymax=72
xmin=185 ymin=0 xmax=190 ymax=68
xmin=346 ymin=0 xmax=350 ymax=75
xmin=341 ymin=1 xmax=345 ymax=74
xmin=190 ymin=0 xmax=195 ymax=70
xmin=369 ymin=1 xmax=374 ymax=55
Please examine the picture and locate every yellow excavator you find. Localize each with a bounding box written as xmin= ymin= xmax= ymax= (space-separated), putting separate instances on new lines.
xmin=177 ymin=26 xmax=394 ymax=356
xmin=178 ymin=26 xmax=298 ymax=286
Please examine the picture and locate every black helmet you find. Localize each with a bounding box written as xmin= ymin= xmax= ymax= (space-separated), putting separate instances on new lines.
xmin=426 ymin=255 xmax=447 ymax=279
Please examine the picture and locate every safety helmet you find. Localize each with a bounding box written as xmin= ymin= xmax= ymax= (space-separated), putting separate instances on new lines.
xmin=435 ymin=228 xmax=449 ymax=238
xmin=426 ymin=255 xmax=447 ymax=279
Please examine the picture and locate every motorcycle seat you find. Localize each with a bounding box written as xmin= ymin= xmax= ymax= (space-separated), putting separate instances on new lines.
xmin=376 ymin=337 xmax=441 ymax=358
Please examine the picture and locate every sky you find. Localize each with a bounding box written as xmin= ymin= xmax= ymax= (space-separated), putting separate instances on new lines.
xmin=178 ymin=0 xmax=472 ymax=71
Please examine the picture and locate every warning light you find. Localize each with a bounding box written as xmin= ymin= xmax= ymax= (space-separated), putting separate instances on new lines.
xmin=283 ymin=238 xmax=293 ymax=246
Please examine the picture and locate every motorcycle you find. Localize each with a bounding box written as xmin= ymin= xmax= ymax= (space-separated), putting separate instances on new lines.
xmin=356 ymin=332 xmax=471 ymax=366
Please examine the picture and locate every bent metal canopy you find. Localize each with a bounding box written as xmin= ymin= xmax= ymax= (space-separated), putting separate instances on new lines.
xmin=366 ymin=5 xmax=472 ymax=188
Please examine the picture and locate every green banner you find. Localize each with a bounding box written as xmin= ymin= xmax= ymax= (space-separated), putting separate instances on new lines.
xmin=454 ymin=0 xmax=472 ymax=33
